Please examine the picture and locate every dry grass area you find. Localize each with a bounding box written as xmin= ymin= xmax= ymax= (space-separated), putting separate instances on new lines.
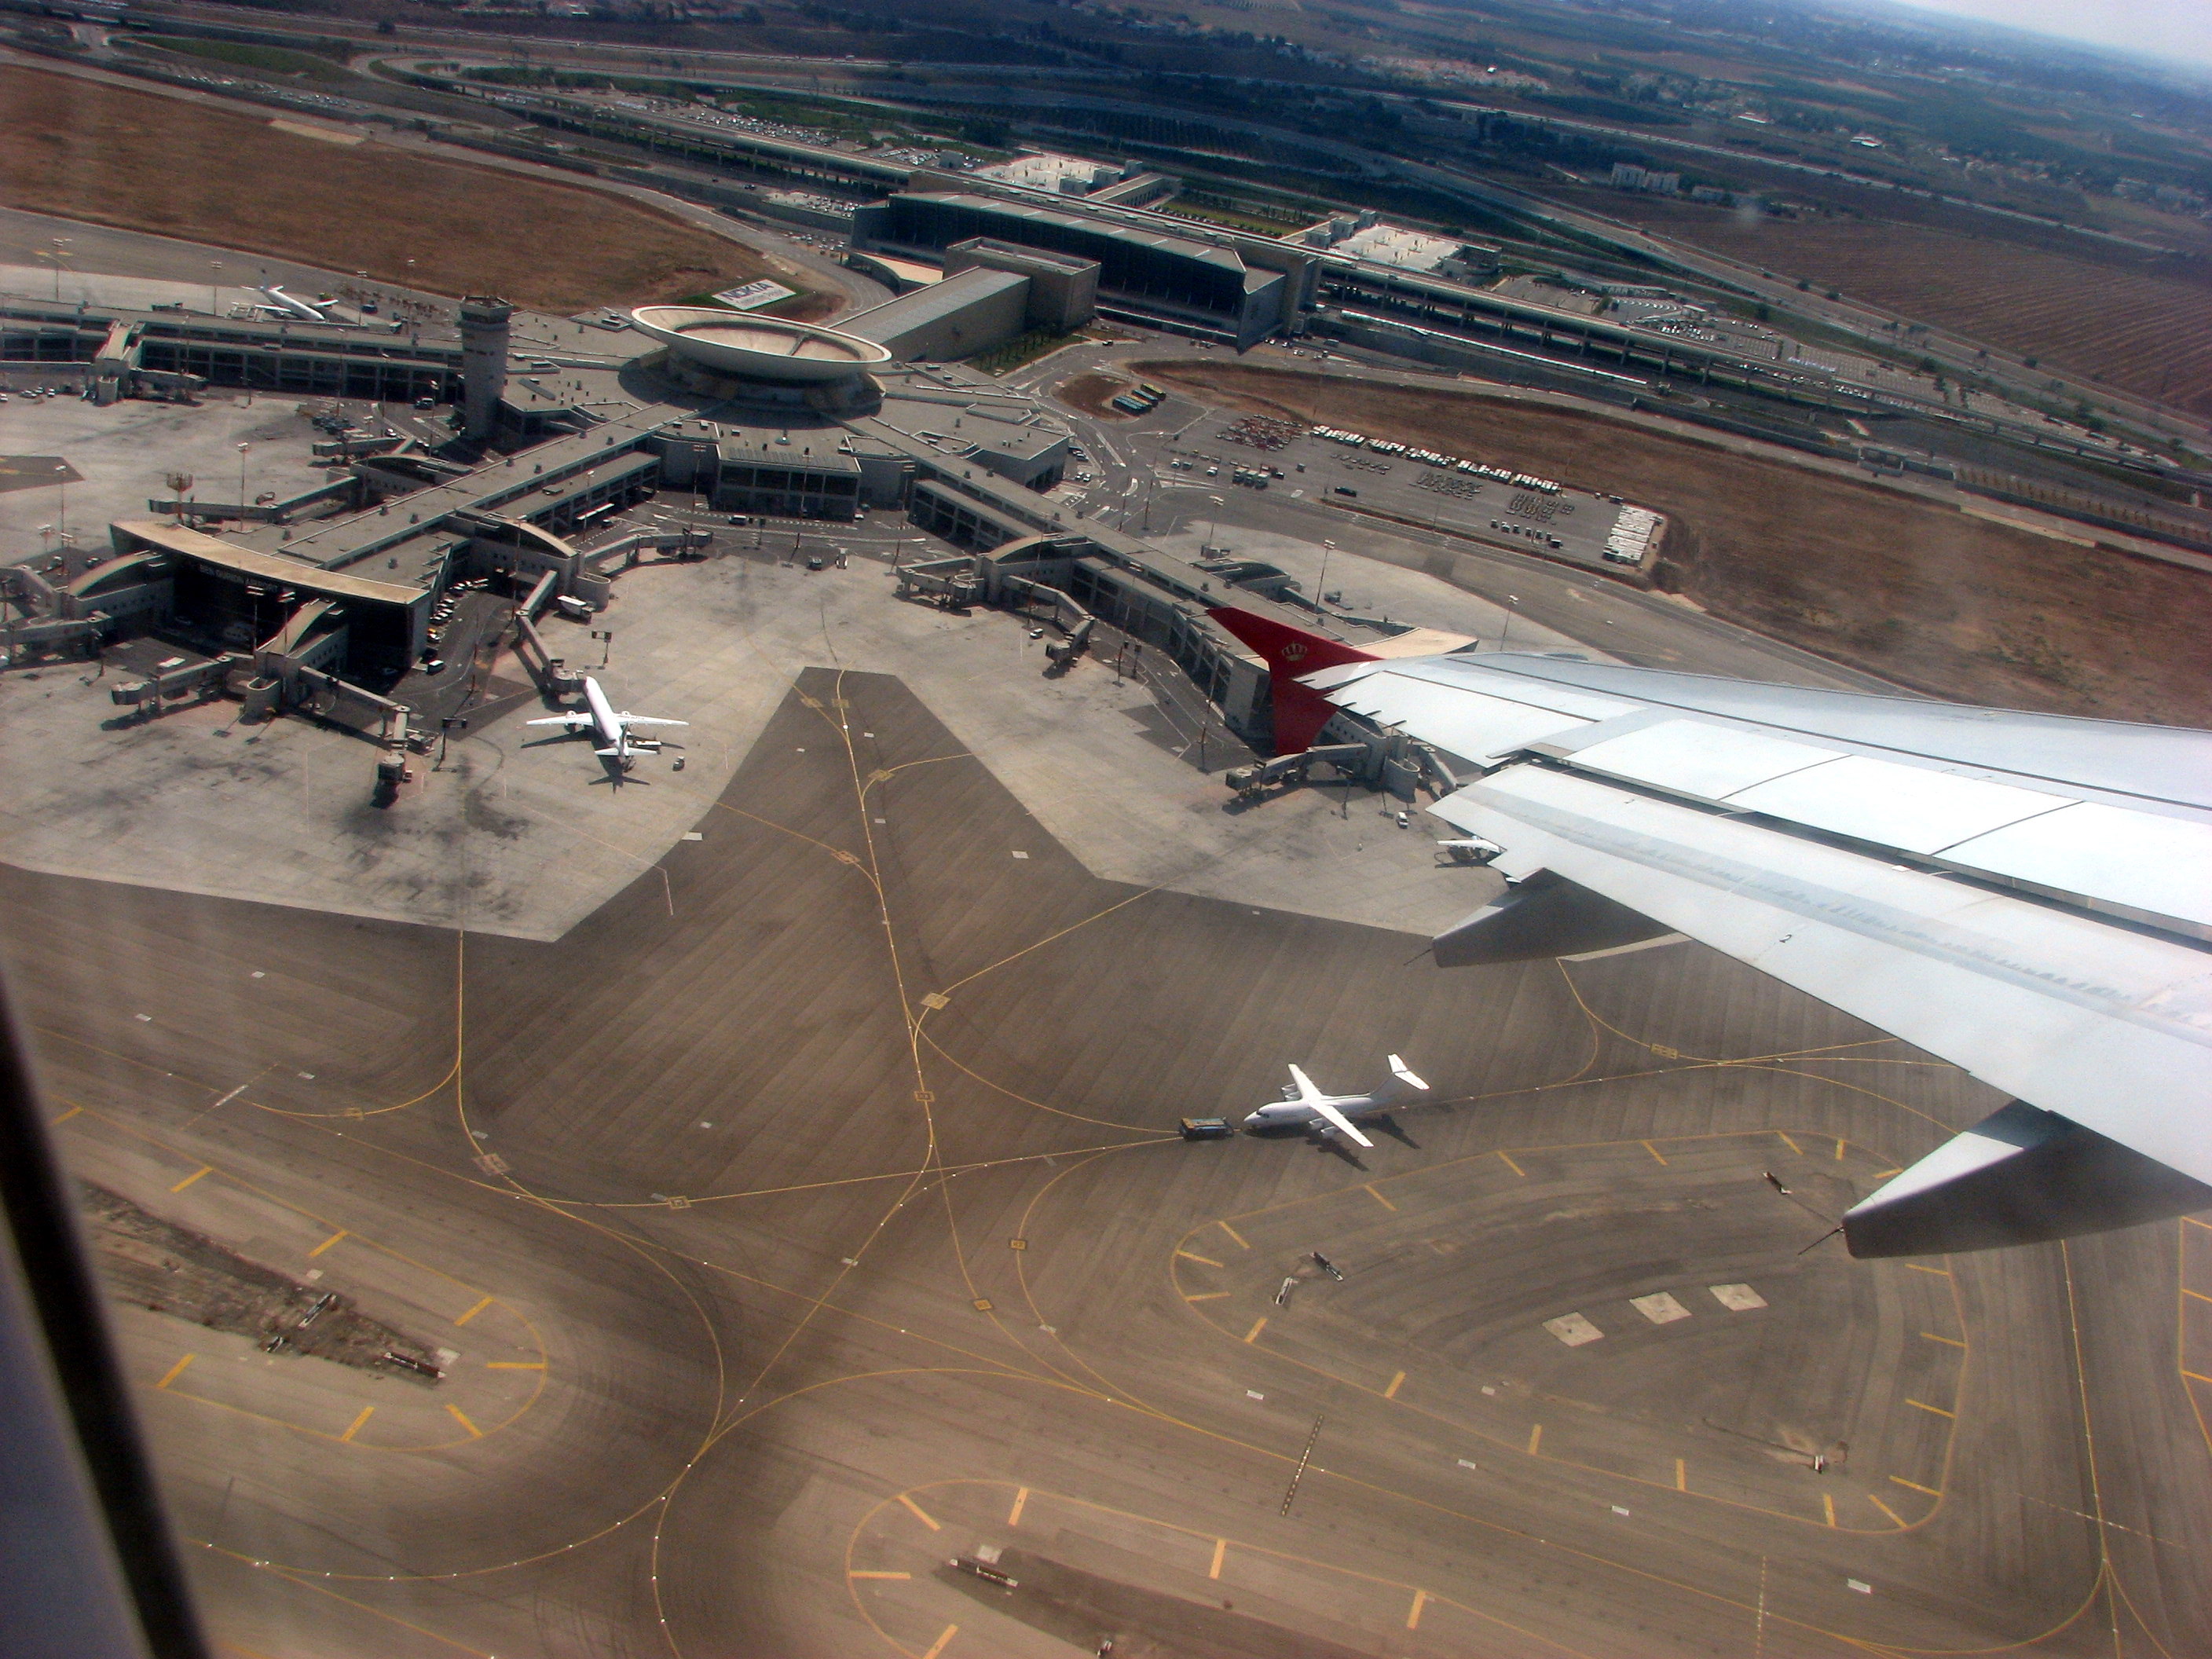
xmin=1559 ymin=192 xmax=2212 ymax=416
xmin=1142 ymin=361 xmax=2212 ymax=725
xmin=0 ymin=67 xmax=786 ymax=313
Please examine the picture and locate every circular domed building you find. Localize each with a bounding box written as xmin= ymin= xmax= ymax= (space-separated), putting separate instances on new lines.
xmin=628 ymin=306 xmax=891 ymax=411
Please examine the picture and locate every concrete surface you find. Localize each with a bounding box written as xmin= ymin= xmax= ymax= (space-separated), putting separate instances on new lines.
xmin=0 ymin=544 xmax=1494 ymax=943
xmin=0 ymin=391 xmax=328 ymax=555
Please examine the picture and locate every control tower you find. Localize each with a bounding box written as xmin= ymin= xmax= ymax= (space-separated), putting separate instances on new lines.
xmin=458 ymin=295 xmax=513 ymax=441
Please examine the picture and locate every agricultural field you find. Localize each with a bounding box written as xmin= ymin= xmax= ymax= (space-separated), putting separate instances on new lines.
xmin=1143 ymin=360 xmax=2212 ymax=724
xmin=1558 ymin=192 xmax=2212 ymax=415
xmin=0 ymin=67 xmax=793 ymax=314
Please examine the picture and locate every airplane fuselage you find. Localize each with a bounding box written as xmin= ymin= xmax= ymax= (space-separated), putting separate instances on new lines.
xmin=1243 ymin=1098 xmax=1381 ymax=1133
xmin=582 ymin=675 xmax=624 ymax=754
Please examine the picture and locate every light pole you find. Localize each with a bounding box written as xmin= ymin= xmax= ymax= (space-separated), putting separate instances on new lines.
xmin=236 ymin=442 xmax=250 ymax=516
xmin=1317 ymin=538 xmax=1335 ymax=609
xmin=1203 ymin=494 xmax=1224 ymax=557
xmin=209 ymin=260 xmax=222 ymax=315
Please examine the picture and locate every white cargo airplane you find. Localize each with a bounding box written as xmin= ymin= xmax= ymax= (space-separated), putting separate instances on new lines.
xmin=526 ymin=676 xmax=686 ymax=771
xmin=1210 ymin=602 xmax=2212 ymax=1257
xmin=1245 ymin=1057 xmax=1430 ymax=1147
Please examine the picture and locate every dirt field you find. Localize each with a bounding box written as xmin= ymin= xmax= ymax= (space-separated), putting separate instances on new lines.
xmin=1555 ymin=191 xmax=2212 ymax=416
xmin=1142 ymin=361 xmax=2212 ymax=725
xmin=1058 ymin=369 xmax=1144 ymax=419
xmin=0 ymin=67 xmax=785 ymax=313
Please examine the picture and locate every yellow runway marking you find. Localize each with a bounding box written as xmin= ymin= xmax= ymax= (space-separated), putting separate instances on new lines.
xmin=2181 ymin=1370 xmax=2212 ymax=1386
xmin=1890 ymin=1476 xmax=1940 ymax=1496
xmin=1176 ymin=1251 xmax=1223 ymax=1268
xmin=1218 ymin=1221 xmax=1249 ymax=1250
xmin=1008 ymin=1488 xmax=1027 ymax=1527
xmin=1822 ymin=1492 xmax=1837 ymax=1527
xmin=899 ymin=1494 xmax=941 ymax=1531
xmin=1497 ymin=1151 xmax=1525 ymax=1177
xmin=1406 ymin=1589 xmax=1429 ymax=1630
xmin=1642 ymin=1140 xmax=1668 ymax=1166
xmin=1364 ymin=1184 xmax=1397 ymax=1211
xmin=1385 ymin=1371 xmax=1405 ymax=1400
xmin=2184 ymin=1288 xmax=2212 ymax=1304
xmin=2187 ymin=1216 xmax=2212 ymax=1230
xmin=1921 ymin=1331 xmax=1967 ymax=1348
xmin=340 ymin=1406 xmax=375 ymax=1444
xmin=51 ymin=1104 xmax=82 ymax=1125
xmin=1675 ymin=1459 xmax=1686 ymax=1492
xmin=1776 ymin=1132 xmax=1802 ymax=1155
xmin=1834 ymin=1138 xmax=1846 ymax=1160
xmin=1208 ymin=1538 xmax=1226 ymax=1580
xmin=1243 ymin=1317 xmax=1268 ymax=1343
xmin=849 ymin=1571 xmax=911 ymax=1580
xmin=921 ymin=1625 xmax=958 ymax=1659
xmin=485 ymin=1361 xmax=545 ymax=1370
xmin=169 ymin=1165 xmax=213 ymax=1193
xmin=1906 ymin=1264 xmax=1951 ymax=1276
xmin=453 ymin=1295 xmax=494 ymax=1325
xmin=1185 ymin=1291 xmax=1229 ymax=1302
xmin=1527 ymin=1423 xmax=1543 ymax=1456
xmin=1906 ymin=1398 xmax=1955 ymax=1418
xmin=1866 ymin=1492 xmax=1905 ymax=1526
xmin=156 ymin=1353 xmax=195 ymax=1390
xmin=308 ymin=1229 xmax=348 ymax=1258
xmin=445 ymin=1404 xmax=483 ymax=1439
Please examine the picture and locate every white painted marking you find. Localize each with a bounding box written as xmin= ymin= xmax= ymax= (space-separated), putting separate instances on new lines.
xmin=1245 ymin=1390 xmax=1266 ymax=1401
xmin=683 ymin=832 xmax=704 ymax=841
xmin=305 ymin=1269 xmax=323 ymax=1282
xmin=1631 ymin=1292 xmax=1691 ymax=1324
xmin=1456 ymin=1458 xmax=1479 ymax=1470
xmin=1611 ymin=1506 xmax=1632 ymax=1517
xmin=251 ymin=971 xmax=266 ymax=979
xmin=1848 ymin=1580 xmax=1872 ymax=1594
xmin=1011 ymin=851 xmax=1029 ymax=859
xmin=1710 ymin=1284 xmax=1768 ymax=1312
xmin=1544 ymin=1313 xmax=1604 ymax=1346
xmin=1481 ymin=1385 xmax=1498 ymax=1396
xmin=135 ymin=1013 xmax=152 ymax=1022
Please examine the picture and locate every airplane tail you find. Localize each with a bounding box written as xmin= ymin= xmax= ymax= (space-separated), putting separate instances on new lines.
xmin=1373 ymin=1054 xmax=1429 ymax=1106
xmin=1207 ymin=606 xmax=1377 ymax=755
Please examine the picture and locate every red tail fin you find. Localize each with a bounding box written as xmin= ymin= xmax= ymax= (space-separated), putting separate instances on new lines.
xmin=1207 ymin=606 xmax=1376 ymax=755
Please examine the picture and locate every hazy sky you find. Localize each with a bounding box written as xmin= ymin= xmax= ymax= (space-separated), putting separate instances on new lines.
xmin=1890 ymin=0 xmax=2212 ymax=71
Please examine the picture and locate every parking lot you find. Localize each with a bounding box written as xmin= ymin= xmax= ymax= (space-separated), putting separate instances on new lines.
xmin=1166 ymin=418 xmax=1666 ymax=577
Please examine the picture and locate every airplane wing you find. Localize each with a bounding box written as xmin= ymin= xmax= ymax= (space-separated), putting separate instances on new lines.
xmin=1210 ymin=606 xmax=2212 ymax=1257
xmin=621 ymin=717 xmax=688 ymax=728
xmin=1309 ymin=1096 xmax=1376 ymax=1150
xmin=1286 ymin=1064 xmax=1327 ymax=1103
xmin=526 ymin=714 xmax=590 ymax=729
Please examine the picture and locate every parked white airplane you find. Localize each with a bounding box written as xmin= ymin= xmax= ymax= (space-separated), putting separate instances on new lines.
xmin=526 ymin=676 xmax=686 ymax=771
xmin=1245 ymin=1057 xmax=1430 ymax=1147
